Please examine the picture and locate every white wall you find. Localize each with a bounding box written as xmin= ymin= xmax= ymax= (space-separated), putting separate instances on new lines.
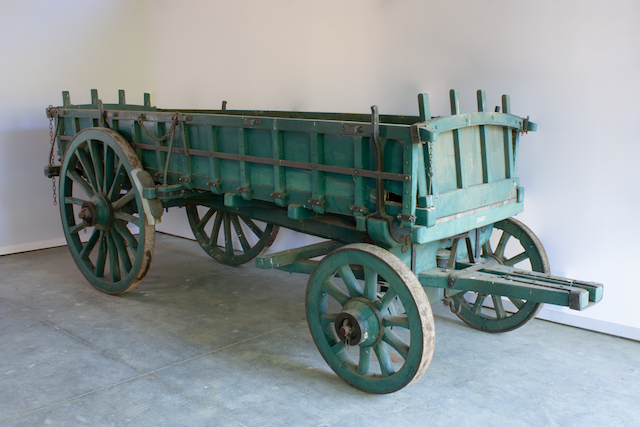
xmin=2 ymin=0 xmax=638 ymax=340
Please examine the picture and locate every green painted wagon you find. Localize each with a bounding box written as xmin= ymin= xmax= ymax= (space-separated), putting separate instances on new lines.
xmin=45 ymin=89 xmax=603 ymax=393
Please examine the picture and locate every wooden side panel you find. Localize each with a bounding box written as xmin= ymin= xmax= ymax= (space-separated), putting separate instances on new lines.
xmin=431 ymin=131 xmax=457 ymax=194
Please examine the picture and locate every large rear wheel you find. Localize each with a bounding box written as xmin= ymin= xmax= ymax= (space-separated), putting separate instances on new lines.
xmin=186 ymin=204 xmax=279 ymax=265
xmin=450 ymin=217 xmax=550 ymax=332
xmin=59 ymin=128 xmax=159 ymax=294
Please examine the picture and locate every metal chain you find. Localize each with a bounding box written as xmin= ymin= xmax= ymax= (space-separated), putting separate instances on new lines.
xmin=427 ymin=141 xmax=434 ymax=195
xmin=47 ymin=106 xmax=58 ymax=207
xmin=137 ymin=114 xmax=180 ymax=144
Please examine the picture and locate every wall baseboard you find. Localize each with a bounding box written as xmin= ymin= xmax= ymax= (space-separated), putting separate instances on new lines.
xmin=537 ymin=307 xmax=639 ymax=342
xmin=0 ymin=237 xmax=68 ymax=256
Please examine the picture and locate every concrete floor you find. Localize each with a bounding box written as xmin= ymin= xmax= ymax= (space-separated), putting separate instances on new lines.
xmin=1 ymin=232 xmax=638 ymax=427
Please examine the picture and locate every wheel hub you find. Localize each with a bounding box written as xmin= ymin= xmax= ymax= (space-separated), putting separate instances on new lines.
xmin=79 ymin=193 xmax=113 ymax=230
xmin=334 ymin=299 xmax=382 ymax=347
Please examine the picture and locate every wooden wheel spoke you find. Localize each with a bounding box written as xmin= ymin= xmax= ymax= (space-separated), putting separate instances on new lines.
xmin=322 ymin=279 xmax=350 ymax=306
xmin=495 ymin=231 xmax=511 ymax=259
xmin=103 ymin=144 xmax=115 ymax=194
xmin=320 ymin=313 xmax=338 ymax=325
xmin=492 ymin=295 xmax=507 ymax=319
xmin=209 ymin=212 xmax=223 ymax=247
xmin=508 ymin=297 xmax=525 ymax=310
xmin=69 ymin=222 xmax=87 ymax=234
xmin=79 ymin=228 xmax=100 ymax=259
xmin=223 ymin=214 xmax=234 ymax=256
xmin=112 ymin=189 xmax=135 ymax=211
xmin=230 ymin=215 xmax=251 ymax=253
xmin=113 ymin=221 xmax=138 ymax=251
xmin=471 ymin=293 xmax=486 ymax=314
xmin=239 ymin=215 xmax=263 ymax=239
xmin=88 ymin=140 xmax=104 ymax=193
xmin=337 ymin=265 xmax=363 ymax=298
xmin=383 ymin=329 xmax=409 ymax=360
xmin=67 ymin=170 xmax=94 ymax=198
xmin=111 ymin=230 xmax=132 ymax=274
xmin=197 ymin=208 xmax=216 ymax=230
xmin=482 ymin=241 xmax=492 ymax=257
xmin=373 ymin=342 xmax=394 ymax=377
xmin=363 ymin=267 xmax=378 ymax=300
xmin=383 ymin=315 xmax=409 ymax=329
xmin=75 ymin=147 xmax=99 ymax=191
xmin=331 ymin=340 xmax=346 ymax=355
xmin=357 ymin=346 xmax=372 ymax=375
xmin=375 ymin=287 xmax=398 ymax=311
xmin=504 ymin=252 xmax=529 ymax=266
xmin=64 ymin=197 xmax=87 ymax=206
xmin=106 ymin=232 xmax=121 ymax=282
xmin=114 ymin=212 xmax=140 ymax=227
xmin=108 ymin=160 xmax=127 ymax=201
xmin=94 ymin=231 xmax=107 ymax=278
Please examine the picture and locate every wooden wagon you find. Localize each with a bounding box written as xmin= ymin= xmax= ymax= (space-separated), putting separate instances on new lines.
xmin=44 ymin=89 xmax=602 ymax=393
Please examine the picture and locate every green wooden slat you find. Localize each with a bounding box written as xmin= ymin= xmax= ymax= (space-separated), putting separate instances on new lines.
xmin=449 ymin=90 xmax=466 ymax=189
xmin=131 ymin=119 xmax=143 ymax=162
xmin=181 ymin=123 xmax=193 ymax=189
xmin=310 ymin=133 xmax=325 ymax=214
xmin=155 ymin=121 xmax=166 ymax=182
xmin=502 ymin=95 xmax=515 ymax=179
xmin=418 ymin=93 xmax=431 ymax=122
xmin=238 ymin=128 xmax=251 ymax=200
xmin=271 ymin=130 xmax=286 ymax=206
xmin=352 ymin=136 xmax=368 ymax=216
xmin=207 ymin=126 xmax=221 ymax=194
xmin=118 ymin=90 xmax=126 ymax=105
xmin=401 ymin=141 xmax=418 ymax=226
xmin=477 ymin=90 xmax=492 ymax=183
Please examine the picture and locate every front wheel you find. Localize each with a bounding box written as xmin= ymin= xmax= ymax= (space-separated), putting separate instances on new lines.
xmin=306 ymin=244 xmax=434 ymax=393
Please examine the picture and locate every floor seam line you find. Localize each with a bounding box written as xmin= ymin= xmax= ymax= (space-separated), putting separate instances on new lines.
xmin=0 ymin=374 xmax=146 ymax=424
xmin=4 ymin=297 xmax=148 ymax=376
xmin=143 ymin=320 xmax=305 ymax=377
xmin=142 ymin=375 xmax=248 ymax=427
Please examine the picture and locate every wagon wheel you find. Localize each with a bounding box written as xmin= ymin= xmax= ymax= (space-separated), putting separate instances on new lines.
xmin=59 ymin=128 xmax=157 ymax=294
xmin=306 ymin=244 xmax=434 ymax=394
xmin=450 ymin=217 xmax=550 ymax=333
xmin=186 ymin=204 xmax=279 ymax=265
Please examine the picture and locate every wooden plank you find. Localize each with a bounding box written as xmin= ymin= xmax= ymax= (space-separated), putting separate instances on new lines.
xmin=450 ymin=90 xmax=466 ymax=189
xmin=155 ymin=121 xmax=166 ymax=182
xmin=206 ymin=126 xmax=221 ymax=194
xmin=271 ymin=130 xmax=286 ymax=206
xmin=401 ymin=140 xmax=419 ymax=227
xmin=477 ymin=90 xmax=492 ymax=183
xmin=502 ymin=95 xmax=515 ymax=178
xmin=237 ymin=128 xmax=251 ymax=200
xmin=352 ymin=136 xmax=368 ymax=215
xmin=310 ymin=133 xmax=325 ymax=214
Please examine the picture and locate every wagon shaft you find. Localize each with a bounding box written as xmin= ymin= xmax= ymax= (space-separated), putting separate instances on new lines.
xmin=419 ymin=265 xmax=603 ymax=311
